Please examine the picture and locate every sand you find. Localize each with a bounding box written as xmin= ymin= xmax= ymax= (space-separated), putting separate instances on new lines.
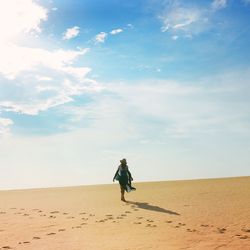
xmin=0 ymin=176 xmax=249 ymax=250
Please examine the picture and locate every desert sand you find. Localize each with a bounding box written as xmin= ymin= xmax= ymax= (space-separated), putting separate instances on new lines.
xmin=0 ymin=176 xmax=249 ymax=250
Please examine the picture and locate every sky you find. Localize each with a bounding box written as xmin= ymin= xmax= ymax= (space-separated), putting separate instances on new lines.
xmin=0 ymin=0 xmax=250 ymax=190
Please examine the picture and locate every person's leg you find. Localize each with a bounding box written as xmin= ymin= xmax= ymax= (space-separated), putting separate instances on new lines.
xmin=120 ymin=185 xmax=126 ymax=201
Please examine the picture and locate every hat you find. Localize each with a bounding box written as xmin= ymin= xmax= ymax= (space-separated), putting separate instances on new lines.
xmin=120 ymin=158 xmax=127 ymax=164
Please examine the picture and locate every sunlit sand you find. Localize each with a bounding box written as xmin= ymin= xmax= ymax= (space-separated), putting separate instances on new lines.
xmin=0 ymin=176 xmax=249 ymax=249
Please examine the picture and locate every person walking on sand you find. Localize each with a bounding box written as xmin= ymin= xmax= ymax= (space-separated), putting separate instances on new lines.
xmin=113 ymin=158 xmax=136 ymax=202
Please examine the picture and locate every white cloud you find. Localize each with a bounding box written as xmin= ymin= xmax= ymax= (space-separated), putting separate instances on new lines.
xmin=0 ymin=118 xmax=13 ymax=127
xmin=159 ymin=0 xmax=228 ymax=38
xmin=35 ymin=76 xmax=53 ymax=81
xmin=172 ymin=35 xmax=179 ymax=40
xmin=63 ymin=26 xmax=80 ymax=40
xmin=0 ymin=117 xmax=13 ymax=136
xmin=0 ymin=0 xmax=47 ymax=42
xmin=0 ymin=44 xmax=90 ymax=79
xmin=160 ymin=6 xmax=208 ymax=36
xmin=1 ymin=70 xmax=250 ymax=189
xmin=95 ymin=32 xmax=107 ymax=43
xmin=96 ymin=69 xmax=250 ymax=140
xmin=0 ymin=74 xmax=103 ymax=115
xmin=0 ymin=1 xmax=102 ymax=118
xmin=211 ymin=0 xmax=227 ymax=10
xmin=110 ymin=28 xmax=123 ymax=35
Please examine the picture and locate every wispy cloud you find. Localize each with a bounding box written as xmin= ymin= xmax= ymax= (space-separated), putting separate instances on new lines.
xmin=95 ymin=32 xmax=107 ymax=43
xmin=0 ymin=117 xmax=13 ymax=136
xmin=159 ymin=0 xmax=228 ymax=38
xmin=160 ymin=5 xmax=208 ymax=36
xmin=0 ymin=1 xmax=102 ymax=117
xmin=78 ymin=69 xmax=249 ymax=141
xmin=211 ymin=0 xmax=227 ymax=11
xmin=63 ymin=26 xmax=80 ymax=40
xmin=172 ymin=35 xmax=178 ymax=40
xmin=127 ymin=24 xmax=134 ymax=29
xmin=110 ymin=28 xmax=123 ymax=35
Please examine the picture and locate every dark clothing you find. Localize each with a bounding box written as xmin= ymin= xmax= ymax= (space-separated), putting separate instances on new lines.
xmin=113 ymin=164 xmax=133 ymax=192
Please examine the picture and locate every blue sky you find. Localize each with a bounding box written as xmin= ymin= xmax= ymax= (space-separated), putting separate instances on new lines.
xmin=0 ymin=0 xmax=250 ymax=189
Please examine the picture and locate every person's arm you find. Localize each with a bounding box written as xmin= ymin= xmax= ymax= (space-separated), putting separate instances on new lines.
xmin=113 ymin=168 xmax=119 ymax=182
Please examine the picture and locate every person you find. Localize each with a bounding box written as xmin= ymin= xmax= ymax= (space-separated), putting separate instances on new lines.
xmin=113 ymin=158 xmax=136 ymax=202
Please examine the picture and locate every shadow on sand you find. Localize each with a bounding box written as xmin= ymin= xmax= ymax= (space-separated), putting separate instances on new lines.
xmin=127 ymin=201 xmax=180 ymax=215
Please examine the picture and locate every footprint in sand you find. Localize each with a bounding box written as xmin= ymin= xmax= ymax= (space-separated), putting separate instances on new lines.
xmin=33 ymin=236 xmax=41 ymax=240
xmin=81 ymin=218 xmax=88 ymax=221
xmin=89 ymin=214 xmax=95 ymax=217
xmin=147 ymin=219 xmax=154 ymax=223
xmin=23 ymin=213 xmax=29 ymax=216
xmin=0 ymin=212 xmax=6 ymax=214
xmin=146 ymin=224 xmax=157 ymax=228
xmin=133 ymin=222 xmax=142 ymax=224
xmin=125 ymin=211 xmax=131 ymax=214
xmin=23 ymin=241 xmax=30 ymax=244
xmin=79 ymin=212 xmax=86 ymax=215
xmin=241 ymin=228 xmax=250 ymax=233
xmin=178 ymin=223 xmax=186 ymax=226
xmin=58 ymin=229 xmax=66 ymax=232
xmin=50 ymin=211 xmax=59 ymax=214
xmin=72 ymin=226 xmax=81 ymax=229
xmin=105 ymin=215 xmax=114 ymax=220
xmin=49 ymin=215 xmax=56 ymax=219
xmin=235 ymin=234 xmax=248 ymax=239
xmin=239 ymin=235 xmax=248 ymax=239
xmin=121 ymin=214 xmax=127 ymax=217
xmin=67 ymin=216 xmax=74 ymax=219
xmin=81 ymin=223 xmax=87 ymax=225
xmin=186 ymin=228 xmax=197 ymax=232
xmin=201 ymin=224 xmax=209 ymax=227
xmin=136 ymin=217 xmax=143 ymax=220
xmin=166 ymin=220 xmax=172 ymax=223
xmin=47 ymin=232 xmax=56 ymax=236
xmin=217 ymin=228 xmax=226 ymax=234
xmin=63 ymin=212 xmax=68 ymax=215
xmin=96 ymin=219 xmax=105 ymax=223
xmin=2 ymin=246 xmax=12 ymax=249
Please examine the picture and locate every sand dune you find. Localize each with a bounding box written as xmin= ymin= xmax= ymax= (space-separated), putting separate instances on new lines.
xmin=0 ymin=176 xmax=249 ymax=249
